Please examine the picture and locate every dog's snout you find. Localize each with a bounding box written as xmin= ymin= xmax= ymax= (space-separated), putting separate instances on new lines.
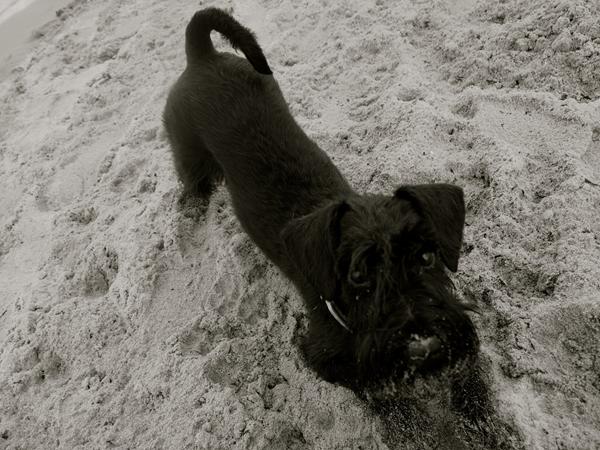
xmin=406 ymin=335 xmax=443 ymax=365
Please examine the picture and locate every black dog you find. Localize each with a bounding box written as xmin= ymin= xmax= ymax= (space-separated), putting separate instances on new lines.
xmin=164 ymin=8 xmax=480 ymax=403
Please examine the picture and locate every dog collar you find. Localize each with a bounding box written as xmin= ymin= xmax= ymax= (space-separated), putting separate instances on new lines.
xmin=320 ymin=295 xmax=352 ymax=333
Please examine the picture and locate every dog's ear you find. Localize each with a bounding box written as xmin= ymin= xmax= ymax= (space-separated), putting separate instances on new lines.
xmin=394 ymin=184 xmax=465 ymax=272
xmin=280 ymin=200 xmax=350 ymax=298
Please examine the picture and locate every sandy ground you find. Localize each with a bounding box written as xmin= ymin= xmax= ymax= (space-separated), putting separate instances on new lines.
xmin=0 ymin=0 xmax=72 ymax=77
xmin=0 ymin=0 xmax=599 ymax=449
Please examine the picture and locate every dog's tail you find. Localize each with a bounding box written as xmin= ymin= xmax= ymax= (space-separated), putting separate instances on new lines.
xmin=185 ymin=8 xmax=272 ymax=75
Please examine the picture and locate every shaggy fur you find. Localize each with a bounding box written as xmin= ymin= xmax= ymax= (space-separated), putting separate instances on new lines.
xmin=163 ymin=8 xmax=481 ymax=407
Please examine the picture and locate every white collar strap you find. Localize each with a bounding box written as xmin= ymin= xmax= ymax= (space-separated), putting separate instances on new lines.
xmin=321 ymin=296 xmax=352 ymax=333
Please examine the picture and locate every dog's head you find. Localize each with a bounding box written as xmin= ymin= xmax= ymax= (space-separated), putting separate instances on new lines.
xmin=281 ymin=184 xmax=478 ymax=395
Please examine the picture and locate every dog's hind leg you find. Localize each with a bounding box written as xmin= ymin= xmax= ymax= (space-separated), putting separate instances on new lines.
xmin=168 ymin=130 xmax=224 ymax=197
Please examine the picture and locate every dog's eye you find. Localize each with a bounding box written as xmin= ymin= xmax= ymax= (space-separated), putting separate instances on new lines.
xmin=350 ymin=270 xmax=369 ymax=286
xmin=347 ymin=245 xmax=378 ymax=287
xmin=420 ymin=251 xmax=435 ymax=269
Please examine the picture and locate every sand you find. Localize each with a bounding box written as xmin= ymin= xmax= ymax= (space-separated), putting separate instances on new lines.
xmin=0 ymin=0 xmax=72 ymax=78
xmin=0 ymin=0 xmax=598 ymax=449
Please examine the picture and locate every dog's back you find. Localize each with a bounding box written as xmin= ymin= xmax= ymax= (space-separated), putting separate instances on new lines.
xmin=164 ymin=8 xmax=350 ymax=265
xmin=163 ymin=8 xmax=282 ymax=196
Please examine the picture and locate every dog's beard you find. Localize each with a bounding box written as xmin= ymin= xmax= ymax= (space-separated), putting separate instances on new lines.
xmin=363 ymin=364 xmax=457 ymax=402
xmin=352 ymin=331 xmax=477 ymax=400
xmin=360 ymin=349 xmax=476 ymax=401
xmin=334 ymin=272 xmax=479 ymax=397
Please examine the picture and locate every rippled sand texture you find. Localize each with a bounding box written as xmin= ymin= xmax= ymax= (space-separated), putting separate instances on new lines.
xmin=0 ymin=0 xmax=598 ymax=449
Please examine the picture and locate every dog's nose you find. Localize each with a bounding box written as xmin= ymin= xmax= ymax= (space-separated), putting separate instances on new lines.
xmin=406 ymin=335 xmax=442 ymax=366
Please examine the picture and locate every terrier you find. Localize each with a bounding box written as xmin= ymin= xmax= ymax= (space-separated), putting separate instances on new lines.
xmin=163 ymin=8 xmax=481 ymax=406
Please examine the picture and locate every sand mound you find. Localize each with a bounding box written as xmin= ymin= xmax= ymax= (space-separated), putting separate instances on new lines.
xmin=0 ymin=0 xmax=599 ymax=449
xmin=419 ymin=0 xmax=600 ymax=100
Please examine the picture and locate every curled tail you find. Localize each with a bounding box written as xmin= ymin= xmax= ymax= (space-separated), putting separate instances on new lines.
xmin=185 ymin=7 xmax=272 ymax=75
